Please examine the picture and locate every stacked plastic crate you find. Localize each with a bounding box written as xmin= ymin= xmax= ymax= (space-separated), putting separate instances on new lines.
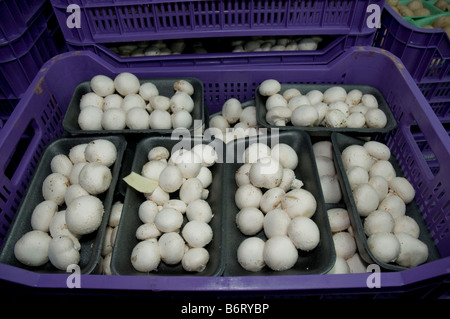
xmin=0 ymin=0 xmax=449 ymax=298
xmin=0 ymin=0 xmax=67 ymax=129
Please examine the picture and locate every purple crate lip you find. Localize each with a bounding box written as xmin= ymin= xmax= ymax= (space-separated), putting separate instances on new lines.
xmin=51 ymin=0 xmax=384 ymax=44
xmin=0 ymin=47 xmax=449 ymax=293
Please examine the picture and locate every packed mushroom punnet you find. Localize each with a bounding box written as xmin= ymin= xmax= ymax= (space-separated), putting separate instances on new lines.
xmin=259 ymin=79 xmax=389 ymax=129
xmin=14 ymin=139 xmax=118 ymax=271
xmin=78 ymin=73 xmax=195 ymax=131
xmin=235 ymin=142 xmax=321 ymax=272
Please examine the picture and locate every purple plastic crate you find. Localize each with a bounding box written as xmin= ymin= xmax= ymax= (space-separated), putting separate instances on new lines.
xmin=373 ymin=4 xmax=450 ymax=122
xmin=0 ymin=7 xmax=67 ymax=99
xmin=0 ymin=0 xmax=48 ymax=42
xmin=51 ymin=0 xmax=385 ymax=44
xmin=65 ymin=32 xmax=376 ymax=67
xmin=0 ymin=47 xmax=449 ymax=296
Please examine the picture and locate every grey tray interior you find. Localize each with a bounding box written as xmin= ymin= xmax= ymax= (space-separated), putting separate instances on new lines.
xmin=256 ymin=84 xmax=397 ymax=137
xmin=111 ymin=136 xmax=225 ymax=276
xmin=223 ymin=130 xmax=336 ymax=276
xmin=331 ymin=132 xmax=441 ymax=271
xmin=0 ymin=135 xmax=127 ymax=274
xmin=63 ymin=77 xmax=205 ymax=135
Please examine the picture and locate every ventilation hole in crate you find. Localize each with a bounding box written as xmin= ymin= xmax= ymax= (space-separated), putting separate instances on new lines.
xmin=410 ymin=125 xmax=441 ymax=177
xmin=4 ymin=121 xmax=36 ymax=180
xmin=194 ymin=1 xmax=220 ymax=28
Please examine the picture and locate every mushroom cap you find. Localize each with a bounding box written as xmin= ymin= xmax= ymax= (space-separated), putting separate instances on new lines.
xmin=158 ymin=165 xmax=183 ymax=193
xmin=154 ymin=207 xmax=184 ymax=233
xmin=80 ymin=92 xmax=104 ymax=110
xmin=186 ymin=199 xmax=213 ymax=223
xmin=367 ymin=232 xmax=401 ymax=264
xmin=78 ymin=106 xmax=103 ymax=131
xmin=31 ymin=200 xmax=58 ymax=232
xmin=388 ymin=177 xmax=416 ymax=204
xmin=271 ymin=143 xmax=298 ymax=170
xmin=237 ymin=237 xmax=266 ymax=272
xmin=182 ymin=220 xmax=213 ymax=248
xmin=287 ymin=216 xmax=320 ymax=251
xmin=341 ymin=145 xmax=374 ymax=171
xmin=263 ymin=208 xmax=291 ymax=238
xmin=78 ymin=162 xmax=112 ymax=195
xmin=182 ymin=247 xmax=210 ymax=272
xmin=65 ymin=195 xmax=104 ymax=235
xmin=281 ymin=188 xmax=317 ymax=219
xmin=364 ymin=210 xmax=395 ymax=236
xmin=222 ymin=98 xmax=243 ymax=124
xmin=50 ymin=154 xmax=73 ymax=178
xmin=259 ymin=79 xmax=281 ymax=96
xmin=158 ymin=232 xmax=185 ymax=265
xmin=114 ymin=72 xmax=140 ymax=96
xmin=291 ymin=105 xmax=319 ymax=127
xmin=236 ymin=207 xmax=264 ymax=236
xmin=102 ymin=108 xmax=127 ymax=130
xmin=235 ymin=183 xmax=263 ymax=210
xmin=131 ymin=239 xmax=161 ymax=272
xmin=42 ymin=173 xmax=70 ymax=206
xmin=48 ymin=235 xmax=81 ymax=271
xmin=90 ymin=75 xmax=115 ymax=97
xmin=249 ymin=157 xmax=283 ymax=189
xmin=327 ymin=208 xmax=350 ymax=233
xmin=353 ymin=183 xmax=380 ymax=217
xmin=395 ymin=233 xmax=428 ymax=267
xmin=14 ymin=230 xmax=52 ymax=267
xmin=84 ymin=139 xmax=117 ymax=167
xmin=126 ymin=107 xmax=150 ymax=129
xmin=263 ymin=236 xmax=298 ymax=271
xmin=332 ymin=231 xmax=357 ymax=260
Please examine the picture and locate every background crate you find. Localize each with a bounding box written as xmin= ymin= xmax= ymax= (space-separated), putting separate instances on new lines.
xmin=66 ymin=32 xmax=376 ymax=67
xmin=0 ymin=0 xmax=48 ymax=42
xmin=0 ymin=47 xmax=449 ymax=297
xmin=373 ymin=4 xmax=449 ymax=121
xmin=0 ymin=1 xmax=67 ymax=100
xmin=50 ymin=0 xmax=385 ymax=45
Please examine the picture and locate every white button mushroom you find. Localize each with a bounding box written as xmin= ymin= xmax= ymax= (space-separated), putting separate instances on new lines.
xmin=327 ymin=256 xmax=350 ymax=274
xmin=158 ymin=165 xmax=183 ymax=193
xmin=158 ymin=232 xmax=185 ymax=265
xmin=323 ymin=86 xmax=347 ymax=104
xmin=378 ymin=194 xmax=406 ymax=219
xmin=14 ymin=230 xmax=52 ymax=267
xmin=352 ymin=183 xmax=380 ymax=217
xmin=78 ymin=162 xmax=112 ymax=195
xmin=319 ymin=175 xmax=342 ymax=204
xmin=171 ymin=109 xmax=193 ymax=129
xmin=234 ymin=183 xmax=263 ymax=210
xmin=148 ymin=95 xmax=171 ymax=111
xmin=243 ymin=143 xmax=272 ymax=164
xmin=186 ymin=199 xmax=213 ymax=223
xmin=364 ymin=210 xmax=395 ymax=236
xmin=64 ymin=184 xmax=89 ymax=206
xmin=84 ymin=139 xmax=118 ymax=167
xmin=30 ymin=200 xmax=58 ymax=232
xmin=42 ymin=173 xmax=70 ymax=206
xmin=271 ymin=143 xmax=298 ymax=170
xmin=154 ymin=207 xmax=184 ymax=233
xmin=182 ymin=220 xmax=213 ymax=248
xmin=235 ymin=207 xmax=264 ymax=236
xmin=126 ymin=107 xmax=150 ymax=130
xmin=265 ymin=106 xmax=292 ymax=127
xmin=263 ymin=236 xmax=298 ymax=271
xmin=249 ymin=157 xmax=283 ymax=189
xmin=237 ymin=237 xmax=266 ymax=272
xmin=278 ymin=168 xmax=303 ymax=191
xmin=345 ymin=89 xmax=363 ymax=106
xmin=90 ymin=75 xmax=115 ymax=97
xmin=346 ymin=113 xmax=366 ymax=128
xmin=263 ymin=208 xmax=291 ymax=238
xmin=131 ymin=238 xmax=161 ymax=272
xmin=327 ymin=208 xmax=350 ymax=233
xmin=49 ymin=210 xmax=81 ymax=248
xmin=102 ymin=108 xmax=127 ymax=130
xmin=149 ymin=109 xmax=172 ymax=129
xmin=287 ymin=216 xmax=320 ymax=251
xmin=139 ymin=82 xmax=159 ymax=101
xmin=182 ymin=247 xmax=210 ymax=272
xmin=48 ymin=236 xmax=81 ymax=271
xmin=324 ymin=109 xmax=347 ymax=128
xmin=346 ymin=166 xmax=369 ymax=190
xmin=364 ymin=141 xmax=391 ymax=161
xmin=80 ymin=92 xmax=104 ymax=110
xmin=222 ymin=98 xmax=243 ymax=125
xmin=388 ymin=177 xmax=416 ymax=204
xmin=65 ymin=195 xmax=104 ymax=236
xmin=341 ymin=145 xmax=374 ymax=171
xmin=138 ymin=200 xmax=159 ymax=224
xmin=109 ymin=201 xmax=123 ymax=227
xmin=259 ymin=187 xmax=285 ymax=214
xmin=103 ymin=94 xmax=123 ymax=110
xmin=368 ymin=175 xmax=389 ymax=202
xmin=141 ymin=159 xmax=167 ymax=181
xmin=365 ymin=108 xmax=387 ymax=128
xmin=50 ymin=154 xmax=73 ymax=178
xmin=393 ymin=216 xmax=420 ymax=238
xmin=114 ymin=72 xmax=140 ymax=96
xmin=78 ymin=105 xmax=103 ymax=130
xmin=395 ymin=232 xmax=428 ymax=268
xmin=169 ymin=92 xmax=194 ymax=113
xmin=291 ymin=105 xmax=319 ymax=127
xmin=179 ymin=177 xmax=207 ymax=204
xmin=174 ymin=79 xmax=194 ymax=96
xmin=367 ymin=232 xmax=401 ymax=263
xmin=332 ymin=231 xmax=357 ymax=260
xmin=281 ymin=188 xmax=317 ymax=219
xmin=135 ymin=222 xmax=161 ymax=240
xmin=259 ymin=79 xmax=281 ymax=96
xmin=68 ymin=143 xmax=88 ymax=164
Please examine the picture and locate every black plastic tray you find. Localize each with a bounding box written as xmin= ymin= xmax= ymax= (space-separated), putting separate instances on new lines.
xmin=0 ymin=135 xmax=127 ymax=274
xmin=331 ymin=132 xmax=441 ymax=271
xmin=256 ymin=84 xmax=397 ymax=137
xmin=110 ymin=136 xmax=226 ymax=276
xmin=223 ymin=130 xmax=336 ymax=276
xmin=63 ymin=77 xmax=205 ymax=136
